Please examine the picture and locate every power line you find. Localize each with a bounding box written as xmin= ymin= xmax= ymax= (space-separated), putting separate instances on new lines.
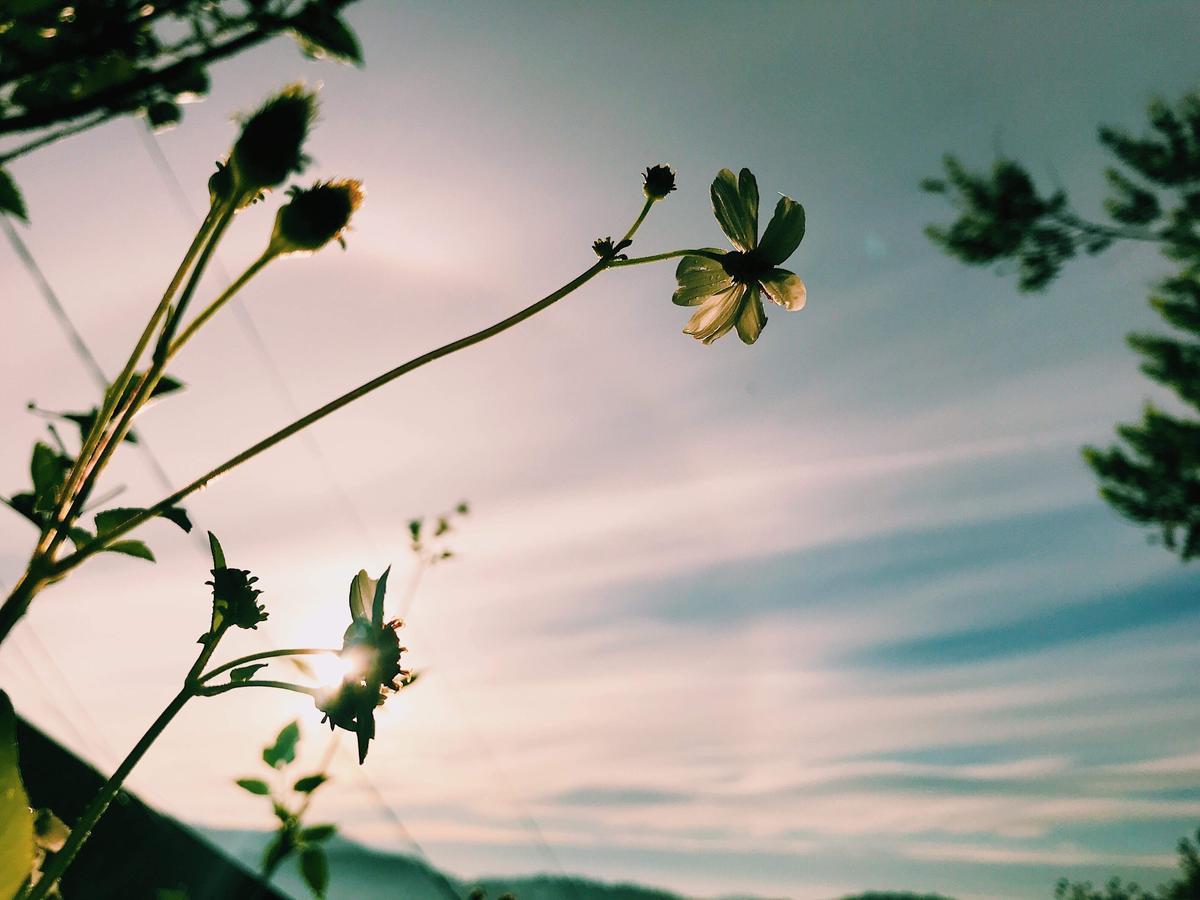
xmin=136 ymin=124 xmax=583 ymax=895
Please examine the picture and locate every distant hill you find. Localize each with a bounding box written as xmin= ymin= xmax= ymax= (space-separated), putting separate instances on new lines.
xmin=212 ymin=829 xmax=695 ymax=900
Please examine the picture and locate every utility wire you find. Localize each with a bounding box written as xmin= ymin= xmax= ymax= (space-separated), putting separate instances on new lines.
xmin=136 ymin=123 xmax=583 ymax=895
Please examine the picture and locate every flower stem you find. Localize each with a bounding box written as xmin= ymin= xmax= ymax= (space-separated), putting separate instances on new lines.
xmin=196 ymin=680 xmax=321 ymax=699
xmin=608 ymin=248 xmax=725 ymax=268
xmin=39 ymin=200 xmax=224 ymax=544
xmin=24 ymin=625 xmax=229 ymax=899
xmin=167 ymin=251 xmax=276 ymax=357
xmin=44 ymin=196 xmax=241 ymax=561
xmin=198 ymin=648 xmax=339 ymax=684
xmin=52 ymin=197 xmax=661 ymax=574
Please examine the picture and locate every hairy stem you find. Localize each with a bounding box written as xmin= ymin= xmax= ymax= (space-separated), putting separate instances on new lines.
xmin=24 ymin=625 xmax=229 ymax=899
xmin=199 ymin=648 xmax=339 ymax=684
xmin=52 ymin=198 xmax=660 ymax=573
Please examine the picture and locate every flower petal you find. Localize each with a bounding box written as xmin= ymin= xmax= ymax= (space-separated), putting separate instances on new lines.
xmin=372 ymin=566 xmax=390 ymax=628
xmin=684 ymin=284 xmax=745 ymax=344
xmin=735 ymin=286 xmax=766 ymax=345
xmin=348 ymin=570 xmax=374 ymax=620
xmin=759 ymin=268 xmax=806 ymax=311
xmin=757 ymin=195 xmax=806 ymax=265
xmin=738 ymin=168 xmax=759 ymax=241
xmin=673 ymin=252 xmax=733 ymax=305
xmin=710 ymin=169 xmax=756 ymax=252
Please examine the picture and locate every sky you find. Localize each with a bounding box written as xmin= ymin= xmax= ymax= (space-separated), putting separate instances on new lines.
xmin=2 ymin=2 xmax=1200 ymax=898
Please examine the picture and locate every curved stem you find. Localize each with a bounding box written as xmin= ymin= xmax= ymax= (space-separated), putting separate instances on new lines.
xmin=52 ymin=197 xmax=662 ymax=574
xmin=41 ymin=200 xmax=223 ymax=543
xmin=25 ymin=624 xmax=229 ymax=899
xmin=23 ymin=689 xmax=191 ymax=900
xmin=199 ymin=648 xmax=339 ymax=684
xmin=167 ymin=251 xmax=275 ymax=357
xmin=196 ymin=680 xmax=320 ymax=699
xmin=608 ymin=248 xmax=722 ymax=268
xmin=44 ymin=195 xmax=241 ymax=562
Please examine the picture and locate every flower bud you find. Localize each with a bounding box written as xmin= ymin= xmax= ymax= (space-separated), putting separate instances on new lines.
xmin=207 ymin=565 xmax=268 ymax=631
xmin=268 ymin=179 xmax=364 ymax=256
xmin=230 ymin=84 xmax=318 ymax=193
xmin=592 ymin=236 xmax=631 ymax=260
xmin=642 ymin=164 xmax=677 ymax=200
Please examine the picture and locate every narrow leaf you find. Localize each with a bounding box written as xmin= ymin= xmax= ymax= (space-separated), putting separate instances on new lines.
xmin=293 ymin=774 xmax=328 ymax=794
xmin=235 ymin=778 xmax=271 ymax=796
xmin=104 ymin=540 xmax=155 ymax=562
xmin=263 ymin=720 xmax=301 ymax=769
xmin=231 ymin=663 xmax=268 ymax=683
xmin=300 ymin=824 xmax=336 ymax=843
xmin=300 ymin=845 xmax=330 ymax=897
xmin=208 ymin=531 xmax=226 ymax=568
xmin=0 ymin=168 xmax=28 ymax=223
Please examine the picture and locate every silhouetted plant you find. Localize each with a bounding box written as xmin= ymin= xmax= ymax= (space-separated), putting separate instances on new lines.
xmin=236 ymin=721 xmax=337 ymax=898
xmin=924 ymin=91 xmax=1200 ymax=559
xmin=13 ymin=532 xmax=412 ymax=897
xmin=0 ymin=0 xmax=363 ymax=220
xmin=1054 ymin=826 xmax=1200 ymax=899
xmin=0 ymin=75 xmax=811 ymax=894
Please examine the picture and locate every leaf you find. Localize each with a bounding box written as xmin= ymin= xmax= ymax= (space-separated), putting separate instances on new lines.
xmin=348 ymin=570 xmax=373 ymax=621
xmin=95 ymin=505 xmax=191 ymax=535
xmin=300 ymin=845 xmax=330 ymax=897
xmin=149 ymin=375 xmax=186 ymax=401
xmin=289 ymin=4 xmax=363 ymax=65
xmin=0 ymin=691 xmax=34 ymax=898
xmin=300 ymin=824 xmax=336 ymax=843
xmin=104 ymin=540 xmax=155 ymax=562
xmin=30 ymin=442 xmax=70 ymax=514
xmin=272 ymin=801 xmax=294 ymax=826
xmin=235 ymin=778 xmax=271 ymax=796
xmin=0 ymin=168 xmax=28 ymax=223
xmin=146 ymin=100 xmax=181 ymax=131
xmin=293 ymin=774 xmax=328 ymax=794
xmin=207 ymin=531 xmax=226 ymax=569
xmin=2 ymin=493 xmax=41 ymax=527
xmin=261 ymin=833 xmax=291 ymax=872
xmin=160 ymin=506 xmax=193 ymax=533
xmin=230 ymin=664 xmax=268 ymax=683
xmin=263 ymin=720 xmax=301 ymax=769
xmin=66 ymin=527 xmax=94 ymax=550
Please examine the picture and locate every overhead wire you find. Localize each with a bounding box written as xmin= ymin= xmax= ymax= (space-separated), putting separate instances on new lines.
xmin=137 ymin=119 xmax=583 ymax=896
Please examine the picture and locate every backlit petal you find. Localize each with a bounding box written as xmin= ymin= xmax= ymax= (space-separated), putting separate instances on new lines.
xmin=710 ymin=169 xmax=756 ymax=251
xmin=759 ymin=268 xmax=807 ymax=311
xmin=684 ymin=284 xmax=745 ymax=344
xmin=757 ymin=195 xmax=806 ymax=265
xmin=735 ymin=286 xmax=766 ymax=344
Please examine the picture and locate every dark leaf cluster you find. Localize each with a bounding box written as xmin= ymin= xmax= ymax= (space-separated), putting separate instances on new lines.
xmin=236 ymin=721 xmax=336 ymax=898
xmin=926 ymin=91 xmax=1200 ymax=561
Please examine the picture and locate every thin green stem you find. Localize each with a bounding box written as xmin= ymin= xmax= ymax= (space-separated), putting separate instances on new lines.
xmin=167 ymin=251 xmax=275 ymax=357
xmin=40 ymin=200 xmax=223 ymax=547
xmin=199 ymin=648 xmax=339 ymax=684
xmin=24 ymin=624 xmax=230 ymax=900
xmin=607 ymin=248 xmax=723 ymax=268
xmin=196 ymin=680 xmax=321 ymax=699
xmin=44 ymin=195 xmax=242 ymax=562
xmin=52 ymin=197 xmax=662 ymax=574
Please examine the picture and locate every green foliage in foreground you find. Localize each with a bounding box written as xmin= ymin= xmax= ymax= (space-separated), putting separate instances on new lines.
xmin=924 ymin=91 xmax=1200 ymax=560
xmin=237 ymin=721 xmax=337 ymax=898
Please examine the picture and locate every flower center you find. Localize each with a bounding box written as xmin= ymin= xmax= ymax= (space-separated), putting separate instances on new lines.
xmin=721 ymin=250 xmax=768 ymax=285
